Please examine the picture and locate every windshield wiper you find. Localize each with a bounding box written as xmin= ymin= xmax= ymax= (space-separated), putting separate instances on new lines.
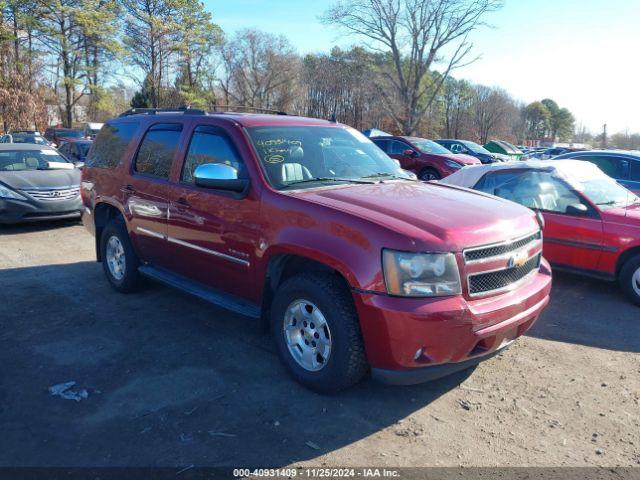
xmin=282 ymin=177 xmax=376 ymax=188
xmin=360 ymin=172 xmax=417 ymax=181
xmin=595 ymin=200 xmax=618 ymax=206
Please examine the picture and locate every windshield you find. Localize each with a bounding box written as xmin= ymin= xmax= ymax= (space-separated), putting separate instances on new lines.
xmin=246 ymin=126 xmax=412 ymax=190
xmin=0 ymin=149 xmax=70 ymax=171
xmin=564 ymin=172 xmax=638 ymax=209
xmin=57 ymin=130 xmax=83 ymax=139
xmin=461 ymin=140 xmax=492 ymax=155
xmin=412 ymin=139 xmax=451 ymax=155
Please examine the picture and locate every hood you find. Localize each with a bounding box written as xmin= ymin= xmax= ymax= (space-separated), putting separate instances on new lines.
xmin=449 ymin=153 xmax=481 ymax=165
xmin=290 ymin=181 xmax=538 ymax=251
xmin=0 ymin=168 xmax=80 ymax=190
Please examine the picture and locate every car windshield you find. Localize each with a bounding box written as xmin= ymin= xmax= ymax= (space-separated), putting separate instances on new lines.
xmin=412 ymin=139 xmax=451 ymax=155
xmin=246 ymin=126 xmax=412 ymax=190
xmin=553 ymin=162 xmax=638 ymax=209
xmin=461 ymin=140 xmax=492 ymax=155
xmin=57 ymin=130 xmax=83 ymax=139
xmin=0 ymin=149 xmax=71 ymax=171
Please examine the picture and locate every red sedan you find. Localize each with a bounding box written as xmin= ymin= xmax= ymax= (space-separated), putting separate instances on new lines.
xmin=372 ymin=136 xmax=480 ymax=180
xmin=443 ymin=160 xmax=640 ymax=305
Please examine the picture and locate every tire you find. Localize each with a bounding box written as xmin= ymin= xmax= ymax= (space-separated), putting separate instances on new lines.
xmin=270 ymin=272 xmax=369 ymax=393
xmin=619 ymin=254 xmax=640 ymax=306
xmin=418 ymin=168 xmax=441 ymax=181
xmin=100 ymin=217 xmax=143 ymax=293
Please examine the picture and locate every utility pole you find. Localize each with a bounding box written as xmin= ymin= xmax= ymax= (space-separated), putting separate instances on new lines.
xmin=602 ymin=123 xmax=607 ymax=148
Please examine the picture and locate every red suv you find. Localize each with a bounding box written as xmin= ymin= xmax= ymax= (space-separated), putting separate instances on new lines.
xmin=81 ymin=108 xmax=551 ymax=392
xmin=373 ymin=136 xmax=481 ymax=180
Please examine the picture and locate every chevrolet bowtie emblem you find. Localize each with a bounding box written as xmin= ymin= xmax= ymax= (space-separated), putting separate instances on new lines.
xmin=508 ymin=250 xmax=529 ymax=268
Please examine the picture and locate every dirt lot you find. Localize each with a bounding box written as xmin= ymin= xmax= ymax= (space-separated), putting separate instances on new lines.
xmin=0 ymin=221 xmax=638 ymax=468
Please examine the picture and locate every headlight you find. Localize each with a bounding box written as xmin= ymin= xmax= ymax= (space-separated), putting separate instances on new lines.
xmin=382 ymin=250 xmax=461 ymax=297
xmin=0 ymin=184 xmax=26 ymax=200
xmin=444 ymin=159 xmax=463 ymax=169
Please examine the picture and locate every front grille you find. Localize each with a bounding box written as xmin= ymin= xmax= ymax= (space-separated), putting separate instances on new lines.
xmin=464 ymin=231 xmax=541 ymax=262
xmin=468 ymin=253 xmax=541 ymax=295
xmin=21 ymin=187 xmax=80 ymax=202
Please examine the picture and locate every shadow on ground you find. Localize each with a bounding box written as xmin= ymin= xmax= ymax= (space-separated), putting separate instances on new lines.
xmin=0 ymin=261 xmax=471 ymax=467
xmin=527 ymin=270 xmax=639 ymax=353
xmin=0 ymin=219 xmax=82 ymax=236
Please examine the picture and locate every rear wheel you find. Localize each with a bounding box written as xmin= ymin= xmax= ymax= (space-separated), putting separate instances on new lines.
xmin=418 ymin=168 xmax=441 ymax=181
xmin=270 ymin=272 xmax=368 ymax=392
xmin=619 ymin=255 xmax=640 ymax=306
xmin=100 ymin=218 xmax=143 ymax=293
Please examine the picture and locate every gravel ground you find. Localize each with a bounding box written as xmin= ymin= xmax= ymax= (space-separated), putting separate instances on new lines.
xmin=0 ymin=221 xmax=638 ymax=468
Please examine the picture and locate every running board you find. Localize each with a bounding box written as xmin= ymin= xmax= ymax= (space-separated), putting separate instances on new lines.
xmin=138 ymin=265 xmax=261 ymax=319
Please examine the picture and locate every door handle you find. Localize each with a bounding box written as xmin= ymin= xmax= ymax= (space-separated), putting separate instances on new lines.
xmin=120 ymin=185 xmax=136 ymax=194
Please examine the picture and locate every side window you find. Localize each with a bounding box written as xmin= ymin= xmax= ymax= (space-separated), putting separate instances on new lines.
xmin=134 ymin=123 xmax=182 ymax=179
xmin=389 ymin=141 xmax=409 ymax=155
xmin=372 ymin=139 xmax=389 ymax=153
xmin=181 ymin=127 xmax=245 ymax=183
xmin=479 ymin=170 xmax=582 ymax=213
xmin=87 ymin=122 xmax=139 ymax=169
xmin=630 ymin=161 xmax=640 ymax=182
xmin=581 ymin=155 xmax=630 ymax=179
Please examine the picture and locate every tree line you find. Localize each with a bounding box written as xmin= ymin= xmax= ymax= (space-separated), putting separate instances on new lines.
xmin=0 ymin=0 xmax=630 ymax=147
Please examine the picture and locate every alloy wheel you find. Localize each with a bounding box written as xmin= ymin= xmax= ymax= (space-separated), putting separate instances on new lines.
xmin=105 ymin=235 xmax=126 ymax=281
xmin=283 ymin=299 xmax=332 ymax=372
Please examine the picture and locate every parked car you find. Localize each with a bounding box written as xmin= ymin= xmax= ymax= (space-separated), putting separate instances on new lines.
xmin=0 ymin=132 xmax=49 ymax=145
xmin=484 ymin=140 xmax=524 ymax=160
xmin=522 ymin=147 xmax=578 ymax=160
xmin=84 ymin=122 xmax=104 ymax=138
xmin=371 ymin=135 xmax=480 ymax=180
xmin=0 ymin=144 xmax=82 ymax=223
xmin=81 ymin=108 xmax=551 ymax=392
xmin=435 ymin=139 xmax=508 ymax=163
xmin=43 ymin=127 xmax=84 ymax=147
xmin=552 ymin=150 xmax=640 ymax=195
xmin=442 ymin=160 xmax=640 ymax=305
xmin=58 ymin=139 xmax=93 ymax=165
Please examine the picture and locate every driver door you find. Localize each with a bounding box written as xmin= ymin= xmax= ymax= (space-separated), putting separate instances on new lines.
xmin=165 ymin=124 xmax=260 ymax=301
xmin=387 ymin=140 xmax=415 ymax=170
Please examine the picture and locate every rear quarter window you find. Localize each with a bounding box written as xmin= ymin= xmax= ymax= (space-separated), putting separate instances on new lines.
xmin=86 ymin=122 xmax=139 ymax=169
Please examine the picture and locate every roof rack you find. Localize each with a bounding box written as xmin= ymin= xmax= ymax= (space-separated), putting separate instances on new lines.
xmin=209 ymin=105 xmax=288 ymax=116
xmin=119 ymin=107 xmax=207 ymax=117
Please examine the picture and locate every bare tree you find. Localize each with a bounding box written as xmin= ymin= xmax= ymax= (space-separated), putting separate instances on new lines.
xmin=218 ymin=29 xmax=299 ymax=112
xmin=323 ymin=0 xmax=502 ymax=135
xmin=472 ymin=85 xmax=513 ymax=144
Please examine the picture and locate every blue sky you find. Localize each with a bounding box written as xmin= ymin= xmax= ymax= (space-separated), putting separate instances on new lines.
xmin=205 ymin=0 xmax=640 ymax=133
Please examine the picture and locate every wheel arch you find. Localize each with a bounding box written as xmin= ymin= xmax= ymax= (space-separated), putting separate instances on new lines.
xmin=616 ymin=245 xmax=640 ymax=277
xmin=260 ymin=250 xmax=356 ymax=325
xmin=94 ymin=202 xmax=125 ymax=261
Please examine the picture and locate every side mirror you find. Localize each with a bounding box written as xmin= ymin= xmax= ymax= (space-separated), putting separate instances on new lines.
xmin=194 ymin=163 xmax=248 ymax=193
xmin=403 ymin=149 xmax=418 ymax=158
xmin=565 ymin=203 xmax=589 ymax=216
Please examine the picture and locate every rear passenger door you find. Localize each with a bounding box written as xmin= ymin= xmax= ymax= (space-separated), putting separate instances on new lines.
xmin=126 ymin=122 xmax=185 ymax=267
xmin=165 ymin=124 xmax=260 ymax=301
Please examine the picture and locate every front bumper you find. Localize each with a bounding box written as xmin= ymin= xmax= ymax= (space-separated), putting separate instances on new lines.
xmin=0 ymin=197 xmax=82 ymax=224
xmin=353 ymin=259 xmax=552 ymax=383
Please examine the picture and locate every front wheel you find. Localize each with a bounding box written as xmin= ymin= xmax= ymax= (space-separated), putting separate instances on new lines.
xmin=270 ymin=272 xmax=368 ymax=392
xmin=418 ymin=168 xmax=441 ymax=181
xmin=619 ymin=255 xmax=640 ymax=306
